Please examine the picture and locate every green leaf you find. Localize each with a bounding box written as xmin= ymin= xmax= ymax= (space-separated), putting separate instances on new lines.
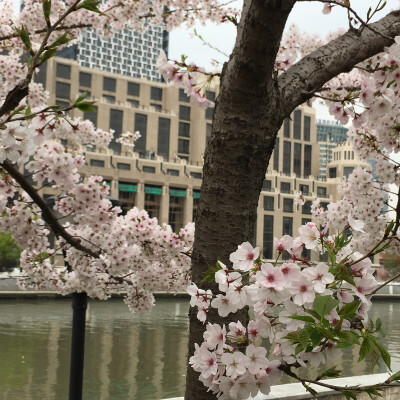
xmin=319 ymin=327 xmax=336 ymax=341
xmin=77 ymin=0 xmax=103 ymax=14
xmin=40 ymin=48 xmax=57 ymax=64
xmin=359 ymin=335 xmax=375 ymax=362
xmin=376 ymin=318 xmax=382 ymax=331
xmin=373 ymin=337 xmax=391 ymax=370
xmin=388 ymin=371 xmax=400 ymax=382
xmin=339 ymin=300 xmax=361 ymax=319
xmin=201 ymin=261 xmax=223 ymax=283
xmin=385 ymin=220 xmax=395 ymax=235
xmin=74 ymin=91 xmax=89 ymax=104
xmin=297 ymin=328 xmax=311 ymax=349
xmin=319 ymin=366 xmax=342 ymax=380
xmin=310 ymin=330 xmax=324 ymax=347
xmin=363 ymin=386 xmax=383 ymax=398
xmin=48 ymin=32 xmax=76 ymax=49
xmin=337 ymin=330 xmax=360 ymax=346
xmin=25 ymin=105 xmax=31 ymax=116
xmin=304 ymin=309 xmax=322 ymax=321
xmin=302 ymin=382 xmax=317 ymax=397
xmin=343 ymin=390 xmax=357 ymax=400
xmin=42 ymin=0 xmax=52 ymax=22
xmin=34 ymin=251 xmax=50 ymax=262
xmin=15 ymin=25 xmax=32 ymax=51
xmin=387 ymin=79 xmax=396 ymax=88
xmin=374 ymin=242 xmax=392 ymax=255
xmin=313 ymin=295 xmax=339 ymax=319
xmin=75 ymin=101 xmax=96 ymax=112
xmin=288 ymin=315 xmax=315 ymax=323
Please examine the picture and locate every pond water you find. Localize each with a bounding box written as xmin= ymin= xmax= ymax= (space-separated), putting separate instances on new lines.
xmin=0 ymin=298 xmax=399 ymax=400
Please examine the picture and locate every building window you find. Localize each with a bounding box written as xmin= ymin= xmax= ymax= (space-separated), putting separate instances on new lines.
xmin=151 ymin=86 xmax=163 ymax=101
xmin=158 ymin=117 xmax=170 ymax=159
xmin=317 ymin=187 xmax=327 ymax=198
xmin=299 ymin=184 xmax=309 ymax=195
xmin=302 ymin=201 xmax=312 ymax=214
xmin=304 ymin=116 xmax=311 ymax=141
xmin=205 ymin=93 xmax=215 ymax=120
xmin=128 ymin=99 xmax=139 ymax=108
xmin=167 ymin=169 xmax=179 ymax=176
xmin=104 ymin=95 xmax=115 ymax=103
xmin=294 ymin=109 xmax=301 ymax=139
xmin=143 ymin=166 xmax=156 ymax=173
xmin=206 ymin=123 xmax=212 ymax=145
xmin=293 ymin=143 xmax=301 ymax=176
xmin=179 ymin=105 xmax=191 ymax=121
xmin=179 ymin=122 xmax=190 ymax=138
xmin=264 ymin=196 xmax=274 ymax=211
xmin=55 ymin=81 xmax=70 ymax=99
xmin=282 ymin=216 xmax=293 ymax=236
xmin=262 ymin=179 xmax=272 ymax=192
xmin=329 ymin=167 xmax=337 ymax=178
xmin=283 ymin=118 xmax=290 ymax=138
xmin=280 ymin=182 xmax=291 ymax=193
xmin=190 ymin=172 xmax=202 ymax=179
xmin=344 ymin=166 xmax=354 ymax=178
xmin=283 ymin=141 xmax=291 ymax=175
xmin=144 ymin=186 xmax=161 ymax=219
xmin=117 ymin=163 xmax=130 ymax=170
xmin=178 ymin=138 xmax=189 ymax=154
xmin=169 ymin=195 xmax=184 ymax=232
xmin=134 ymin=114 xmax=147 ymax=156
xmin=84 ymin=106 xmax=98 ymax=127
xmin=128 ymin=82 xmax=140 ymax=97
xmin=283 ymin=198 xmax=293 ymax=212
xmin=273 ymin=137 xmax=279 ymax=171
xmin=34 ymin=62 xmax=47 ymax=88
xmin=109 ymin=109 xmax=123 ymax=155
xmin=118 ymin=182 xmax=137 ymax=214
xmin=179 ymin=88 xmax=190 ymax=103
xmin=151 ymin=103 xmax=162 ymax=112
xmin=103 ymin=77 xmax=116 ymax=92
xmin=90 ymin=159 xmax=104 ymax=167
xmin=302 ymin=218 xmax=312 ymax=260
xmin=263 ymin=215 xmax=274 ymax=259
xmin=79 ymin=72 xmax=91 ymax=87
xmin=56 ymin=63 xmax=71 ymax=79
xmin=304 ymin=145 xmax=312 ymax=177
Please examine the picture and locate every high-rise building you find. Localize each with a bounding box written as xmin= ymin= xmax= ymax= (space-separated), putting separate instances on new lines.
xmin=316 ymin=119 xmax=348 ymax=180
xmin=59 ymin=27 xmax=169 ymax=81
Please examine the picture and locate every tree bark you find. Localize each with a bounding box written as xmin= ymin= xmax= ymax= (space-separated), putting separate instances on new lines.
xmin=184 ymin=2 xmax=400 ymax=399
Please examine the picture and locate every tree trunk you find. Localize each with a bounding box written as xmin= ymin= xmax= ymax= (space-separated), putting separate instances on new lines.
xmin=184 ymin=1 xmax=295 ymax=398
xmin=184 ymin=1 xmax=400 ymax=398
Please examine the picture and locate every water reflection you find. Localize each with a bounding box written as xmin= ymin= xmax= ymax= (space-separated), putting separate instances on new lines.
xmin=0 ymin=298 xmax=189 ymax=400
xmin=0 ymin=299 xmax=399 ymax=400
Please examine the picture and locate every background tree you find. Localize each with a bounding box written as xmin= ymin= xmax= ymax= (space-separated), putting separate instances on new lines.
xmin=0 ymin=232 xmax=20 ymax=272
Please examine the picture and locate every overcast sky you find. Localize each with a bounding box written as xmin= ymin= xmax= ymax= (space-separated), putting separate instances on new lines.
xmin=169 ymin=0 xmax=399 ymax=120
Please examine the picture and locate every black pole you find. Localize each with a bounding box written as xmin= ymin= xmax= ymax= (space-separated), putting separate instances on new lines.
xmin=69 ymin=292 xmax=88 ymax=400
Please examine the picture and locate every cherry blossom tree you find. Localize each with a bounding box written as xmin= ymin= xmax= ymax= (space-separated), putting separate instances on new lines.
xmin=0 ymin=0 xmax=400 ymax=399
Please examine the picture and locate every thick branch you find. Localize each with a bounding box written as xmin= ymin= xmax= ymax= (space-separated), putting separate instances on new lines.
xmin=277 ymin=9 xmax=400 ymax=114
xmin=1 ymin=160 xmax=100 ymax=259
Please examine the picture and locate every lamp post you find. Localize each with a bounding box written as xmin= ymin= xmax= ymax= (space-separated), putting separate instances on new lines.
xmin=46 ymin=195 xmax=124 ymax=400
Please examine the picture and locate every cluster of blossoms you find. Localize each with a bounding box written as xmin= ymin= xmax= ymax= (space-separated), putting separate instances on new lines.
xmin=157 ymin=51 xmax=216 ymax=109
xmin=188 ymin=227 xmax=385 ymax=399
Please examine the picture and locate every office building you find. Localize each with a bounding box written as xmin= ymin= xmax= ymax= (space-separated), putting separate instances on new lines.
xmin=38 ymin=57 xmax=344 ymax=262
xmin=58 ymin=26 xmax=169 ymax=81
xmin=317 ymin=119 xmax=348 ymax=180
